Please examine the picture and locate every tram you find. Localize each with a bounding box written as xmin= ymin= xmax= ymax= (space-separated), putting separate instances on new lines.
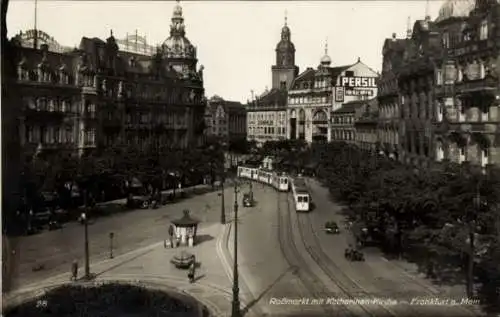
xmin=291 ymin=177 xmax=311 ymax=212
xmin=237 ymin=165 xmax=289 ymax=192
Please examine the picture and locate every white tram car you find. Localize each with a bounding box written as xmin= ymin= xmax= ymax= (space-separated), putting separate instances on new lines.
xmin=291 ymin=177 xmax=311 ymax=212
xmin=237 ymin=165 xmax=289 ymax=192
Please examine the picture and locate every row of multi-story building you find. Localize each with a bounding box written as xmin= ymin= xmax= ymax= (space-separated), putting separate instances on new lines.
xmin=375 ymin=0 xmax=500 ymax=168
xmin=245 ymin=15 xmax=380 ymax=145
xmin=6 ymin=1 xmax=206 ymax=163
xmin=246 ymin=0 xmax=500 ymax=169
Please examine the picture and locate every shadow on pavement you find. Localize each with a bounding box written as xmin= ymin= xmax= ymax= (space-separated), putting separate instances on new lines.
xmin=240 ymin=266 xmax=296 ymax=317
xmin=192 ymin=274 xmax=205 ymax=283
xmin=195 ymin=234 xmax=214 ymax=245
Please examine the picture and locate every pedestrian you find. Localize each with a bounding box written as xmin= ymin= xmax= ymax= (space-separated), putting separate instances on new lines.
xmin=168 ymin=224 xmax=174 ymax=246
xmin=71 ymin=260 xmax=78 ymax=281
xmin=188 ymin=259 xmax=196 ymax=283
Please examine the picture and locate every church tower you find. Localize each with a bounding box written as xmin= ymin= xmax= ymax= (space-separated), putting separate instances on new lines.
xmin=272 ymin=12 xmax=299 ymax=91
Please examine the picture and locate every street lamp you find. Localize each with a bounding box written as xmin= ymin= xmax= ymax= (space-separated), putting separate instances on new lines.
xmin=109 ymin=232 xmax=114 ymax=259
xmin=80 ymin=212 xmax=90 ymax=280
xmin=232 ymin=181 xmax=241 ymax=317
xmin=221 ymin=170 xmax=226 ymax=225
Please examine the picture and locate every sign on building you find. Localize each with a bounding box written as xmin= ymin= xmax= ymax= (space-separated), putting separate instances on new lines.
xmin=345 ymin=89 xmax=374 ymax=96
xmin=335 ymin=87 xmax=345 ymax=102
xmin=340 ymin=76 xmax=377 ymax=88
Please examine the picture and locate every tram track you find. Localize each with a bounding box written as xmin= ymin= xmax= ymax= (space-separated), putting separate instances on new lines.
xmin=297 ymin=212 xmax=397 ymax=317
xmin=276 ymin=192 xmax=356 ymax=317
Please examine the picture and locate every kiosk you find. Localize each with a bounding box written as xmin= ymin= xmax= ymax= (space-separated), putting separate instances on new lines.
xmin=171 ymin=209 xmax=200 ymax=247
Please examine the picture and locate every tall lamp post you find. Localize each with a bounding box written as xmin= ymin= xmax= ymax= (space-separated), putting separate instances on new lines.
xmin=80 ymin=212 xmax=90 ymax=280
xmin=232 ymin=181 xmax=241 ymax=317
xmin=220 ymin=168 xmax=226 ymax=225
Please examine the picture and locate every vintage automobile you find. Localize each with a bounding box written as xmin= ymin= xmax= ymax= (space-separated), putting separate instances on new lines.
xmin=325 ymin=221 xmax=340 ymax=234
xmin=344 ymin=247 xmax=365 ymax=262
xmin=48 ymin=220 xmax=62 ymax=230
xmin=170 ymin=251 xmax=195 ymax=269
xmin=242 ymin=193 xmax=253 ymax=207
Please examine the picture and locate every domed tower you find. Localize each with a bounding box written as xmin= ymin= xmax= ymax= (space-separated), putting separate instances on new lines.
xmin=320 ymin=39 xmax=331 ymax=67
xmin=161 ymin=0 xmax=198 ymax=77
xmin=272 ymin=12 xmax=299 ymax=91
xmin=435 ymin=0 xmax=474 ymax=23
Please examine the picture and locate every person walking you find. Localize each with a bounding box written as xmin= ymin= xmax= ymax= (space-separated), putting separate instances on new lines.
xmin=71 ymin=260 xmax=78 ymax=281
xmin=188 ymin=256 xmax=196 ymax=283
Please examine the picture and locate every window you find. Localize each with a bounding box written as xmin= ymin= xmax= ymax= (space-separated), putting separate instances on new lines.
xmin=345 ymin=71 xmax=354 ymax=77
xmin=436 ymin=70 xmax=443 ymax=85
xmin=26 ymin=126 xmax=34 ymax=143
xmin=40 ymin=126 xmax=47 ymax=143
xmin=479 ymin=20 xmax=488 ymax=40
xmin=442 ymin=32 xmax=449 ymax=48
xmin=47 ymin=99 xmax=55 ymax=112
xmin=65 ymin=127 xmax=73 ymax=143
xmin=54 ymin=127 xmax=60 ymax=143
xmin=85 ymin=129 xmax=96 ymax=145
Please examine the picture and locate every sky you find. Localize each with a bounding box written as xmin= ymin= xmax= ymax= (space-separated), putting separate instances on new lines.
xmin=7 ymin=0 xmax=445 ymax=103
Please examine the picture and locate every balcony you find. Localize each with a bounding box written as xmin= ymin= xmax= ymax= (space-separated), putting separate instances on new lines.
xmin=434 ymin=84 xmax=455 ymax=97
xmin=447 ymin=39 xmax=495 ymax=57
xmin=24 ymin=108 xmax=66 ymax=122
xmin=82 ymin=86 xmax=97 ymax=95
xmin=455 ymin=77 xmax=498 ymax=95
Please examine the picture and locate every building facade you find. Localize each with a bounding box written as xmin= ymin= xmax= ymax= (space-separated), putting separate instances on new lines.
xmin=205 ymin=95 xmax=246 ymax=140
xmin=397 ymin=16 xmax=444 ymax=166
xmin=246 ymin=17 xmax=298 ymax=145
xmin=12 ymin=2 xmax=206 ymax=161
xmin=246 ymin=89 xmax=288 ymax=144
xmin=354 ymin=99 xmax=380 ymax=152
xmin=287 ymin=57 xmax=378 ymax=143
xmin=382 ymin=0 xmax=500 ymax=168
xmin=331 ymin=98 xmax=377 ymax=144
xmin=433 ymin=0 xmax=500 ymax=168
xmin=377 ymin=33 xmax=407 ymax=159
xmin=287 ymin=44 xmax=334 ymax=142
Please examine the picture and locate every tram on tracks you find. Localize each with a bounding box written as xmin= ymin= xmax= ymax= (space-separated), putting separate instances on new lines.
xmin=291 ymin=177 xmax=311 ymax=212
xmin=237 ymin=165 xmax=289 ymax=192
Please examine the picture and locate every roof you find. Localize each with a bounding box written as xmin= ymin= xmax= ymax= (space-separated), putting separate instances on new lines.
xmin=290 ymin=64 xmax=352 ymax=91
xmin=293 ymin=177 xmax=308 ymax=193
xmin=247 ymin=88 xmax=287 ymax=110
xmin=14 ymin=45 xmax=79 ymax=76
xmin=171 ymin=210 xmax=200 ymax=227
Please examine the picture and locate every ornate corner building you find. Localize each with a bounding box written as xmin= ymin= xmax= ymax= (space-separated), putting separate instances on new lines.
xmin=289 ymin=54 xmax=379 ymax=143
xmin=378 ymin=0 xmax=500 ymax=168
xmin=9 ymin=1 xmax=206 ymax=161
xmin=246 ymin=17 xmax=298 ymax=145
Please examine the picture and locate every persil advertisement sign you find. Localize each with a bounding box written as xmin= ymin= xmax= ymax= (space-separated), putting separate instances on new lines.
xmin=339 ymin=76 xmax=377 ymax=97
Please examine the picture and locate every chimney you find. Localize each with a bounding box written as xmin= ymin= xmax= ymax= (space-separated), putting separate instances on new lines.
xmin=392 ymin=33 xmax=397 ymax=41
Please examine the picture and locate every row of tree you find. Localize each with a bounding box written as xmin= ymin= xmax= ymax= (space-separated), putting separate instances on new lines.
xmin=308 ymin=142 xmax=500 ymax=313
xmin=20 ymin=139 xmax=225 ymax=214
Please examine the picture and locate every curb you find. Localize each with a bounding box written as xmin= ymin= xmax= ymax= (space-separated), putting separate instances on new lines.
xmin=3 ymin=276 xmax=225 ymax=317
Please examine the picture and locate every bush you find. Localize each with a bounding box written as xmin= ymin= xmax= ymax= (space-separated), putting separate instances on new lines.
xmin=5 ymin=283 xmax=199 ymax=317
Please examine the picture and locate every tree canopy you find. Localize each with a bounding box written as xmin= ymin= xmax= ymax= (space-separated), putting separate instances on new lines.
xmin=276 ymin=141 xmax=500 ymax=313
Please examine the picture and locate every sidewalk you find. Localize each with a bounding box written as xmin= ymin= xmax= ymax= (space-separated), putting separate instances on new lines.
xmin=96 ymin=183 xmax=213 ymax=206
xmin=4 ymin=222 xmax=240 ymax=317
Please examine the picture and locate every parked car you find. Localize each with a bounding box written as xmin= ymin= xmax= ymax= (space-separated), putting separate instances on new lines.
xmin=325 ymin=221 xmax=339 ymax=234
